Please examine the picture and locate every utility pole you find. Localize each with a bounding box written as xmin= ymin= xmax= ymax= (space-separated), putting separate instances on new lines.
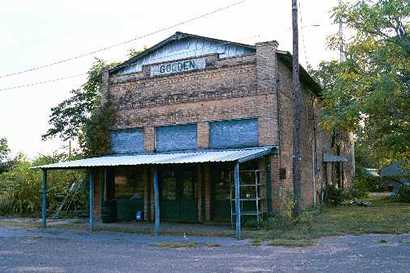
xmin=292 ymin=0 xmax=302 ymax=216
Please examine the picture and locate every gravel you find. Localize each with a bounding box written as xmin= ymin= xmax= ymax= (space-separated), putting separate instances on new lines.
xmin=0 ymin=226 xmax=409 ymax=273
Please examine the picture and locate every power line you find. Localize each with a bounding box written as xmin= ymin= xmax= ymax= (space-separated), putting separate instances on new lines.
xmin=0 ymin=73 xmax=86 ymax=92
xmin=0 ymin=33 xmax=267 ymax=93
xmin=0 ymin=0 xmax=246 ymax=79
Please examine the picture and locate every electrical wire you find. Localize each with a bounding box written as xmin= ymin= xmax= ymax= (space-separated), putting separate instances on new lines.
xmin=0 ymin=33 xmax=264 ymax=92
xmin=0 ymin=0 xmax=246 ymax=79
xmin=0 ymin=73 xmax=86 ymax=92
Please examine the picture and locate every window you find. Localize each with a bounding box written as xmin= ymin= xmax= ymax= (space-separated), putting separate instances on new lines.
xmin=111 ymin=129 xmax=144 ymax=154
xmin=209 ymin=118 xmax=258 ymax=148
xmin=114 ymin=167 xmax=144 ymax=200
xmin=155 ymin=124 xmax=197 ymax=152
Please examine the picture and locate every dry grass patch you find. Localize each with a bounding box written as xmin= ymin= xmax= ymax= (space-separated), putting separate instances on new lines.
xmin=245 ymin=196 xmax=410 ymax=247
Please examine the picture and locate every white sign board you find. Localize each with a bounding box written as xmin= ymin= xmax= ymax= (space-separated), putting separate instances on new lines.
xmin=150 ymin=58 xmax=206 ymax=77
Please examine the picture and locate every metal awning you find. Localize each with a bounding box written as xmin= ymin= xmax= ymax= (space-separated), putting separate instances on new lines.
xmin=323 ymin=153 xmax=348 ymax=163
xmin=35 ymin=146 xmax=276 ymax=170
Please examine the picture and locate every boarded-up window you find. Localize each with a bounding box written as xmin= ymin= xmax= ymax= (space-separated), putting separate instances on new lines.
xmin=156 ymin=124 xmax=197 ymax=152
xmin=210 ymin=119 xmax=258 ymax=148
xmin=111 ymin=129 xmax=144 ymax=154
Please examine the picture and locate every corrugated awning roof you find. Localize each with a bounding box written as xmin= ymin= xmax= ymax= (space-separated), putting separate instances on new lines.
xmin=35 ymin=146 xmax=276 ymax=170
xmin=323 ymin=153 xmax=348 ymax=163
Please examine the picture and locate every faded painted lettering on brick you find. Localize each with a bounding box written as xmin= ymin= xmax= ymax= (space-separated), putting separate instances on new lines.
xmin=150 ymin=58 xmax=206 ymax=77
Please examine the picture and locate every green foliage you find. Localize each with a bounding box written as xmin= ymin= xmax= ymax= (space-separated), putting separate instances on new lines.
xmin=323 ymin=182 xmax=369 ymax=206
xmin=262 ymin=209 xmax=318 ymax=239
xmin=43 ymin=48 xmax=144 ymax=156
xmin=0 ymin=153 xmax=86 ymax=216
xmin=396 ymin=185 xmax=410 ymax=202
xmin=353 ymin=167 xmax=383 ymax=193
xmin=312 ymin=0 xmax=410 ymax=165
xmin=0 ymin=137 xmax=10 ymax=163
xmin=343 ymin=185 xmax=369 ymax=200
xmin=42 ymin=59 xmax=117 ymax=156
xmin=81 ymin=102 xmax=114 ymax=156
xmin=323 ymin=185 xmax=344 ymax=206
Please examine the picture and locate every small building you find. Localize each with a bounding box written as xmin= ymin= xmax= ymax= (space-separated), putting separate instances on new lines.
xmin=380 ymin=162 xmax=410 ymax=193
xmin=38 ymin=32 xmax=353 ymax=237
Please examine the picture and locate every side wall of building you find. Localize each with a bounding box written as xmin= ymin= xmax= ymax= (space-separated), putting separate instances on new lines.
xmin=275 ymin=61 xmax=353 ymax=209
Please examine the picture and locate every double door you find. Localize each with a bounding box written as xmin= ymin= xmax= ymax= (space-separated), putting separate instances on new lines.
xmin=159 ymin=167 xmax=197 ymax=222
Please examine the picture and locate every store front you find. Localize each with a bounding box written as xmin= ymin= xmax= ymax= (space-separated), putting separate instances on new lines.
xmin=37 ymin=146 xmax=276 ymax=239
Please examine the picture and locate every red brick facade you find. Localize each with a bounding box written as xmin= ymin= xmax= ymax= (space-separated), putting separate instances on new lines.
xmin=96 ymin=33 xmax=353 ymax=220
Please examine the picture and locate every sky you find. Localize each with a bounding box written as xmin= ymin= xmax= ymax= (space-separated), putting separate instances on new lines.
xmin=0 ymin=0 xmax=343 ymax=158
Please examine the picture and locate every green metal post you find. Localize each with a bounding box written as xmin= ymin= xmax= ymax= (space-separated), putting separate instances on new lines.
xmin=89 ymin=170 xmax=95 ymax=232
xmin=41 ymin=169 xmax=48 ymax=228
xmin=153 ymin=167 xmax=160 ymax=236
xmin=234 ymin=162 xmax=241 ymax=239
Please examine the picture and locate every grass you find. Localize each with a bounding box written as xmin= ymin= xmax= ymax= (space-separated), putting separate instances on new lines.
xmin=245 ymin=196 xmax=410 ymax=247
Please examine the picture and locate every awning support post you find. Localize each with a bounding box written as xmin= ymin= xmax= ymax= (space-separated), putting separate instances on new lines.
xmin=234 ymin=162 xmax=241 ymax=239
xmin=89 ymin=169 xmax=95 ymax=232
xmin=41 ymin=169 xmax=48 ymax=228
xmin=153 ymin=167 xmax=160 ymax=236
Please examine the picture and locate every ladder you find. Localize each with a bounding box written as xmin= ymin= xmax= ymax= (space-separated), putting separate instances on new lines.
xmin=52 ymin=180 xmax=83 ymax=219
xmin=230 ymin=170 xmax=265 ymax=227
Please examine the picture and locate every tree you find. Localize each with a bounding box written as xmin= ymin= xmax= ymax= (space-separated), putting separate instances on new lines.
xmin=0 ymin=137 xmax=10 ymax=163
xmin=43 ymin=47 xmax=144 ymax=156
xmin=42 ymin=59 xmax=117 ymax=156
xmin=313 ymin=0 xmax=410 ymax=167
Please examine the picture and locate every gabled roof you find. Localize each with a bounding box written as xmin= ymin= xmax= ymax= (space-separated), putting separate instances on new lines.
xmin=110 ymin=31 xmax=322 ymax=95
xmin=276 ymin=50 xmax=322 ymax=95
xmin=110 ymin=31 xmax=255 ymax=74
xmin=380 ymin=162 xmax=410 ymax=178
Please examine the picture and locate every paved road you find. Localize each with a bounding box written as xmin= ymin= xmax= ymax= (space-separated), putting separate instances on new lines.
xmin=0 ymin=226 xmax=409 ymax=273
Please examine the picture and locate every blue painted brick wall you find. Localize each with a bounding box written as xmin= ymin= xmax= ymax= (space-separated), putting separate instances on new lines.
xmin=209 ymin=119 xmax=258 ymax=148
xmin=111 ymin=129 xmax=144 ymax=154
xmin=156 ymin=124 xmax=197 ymax=152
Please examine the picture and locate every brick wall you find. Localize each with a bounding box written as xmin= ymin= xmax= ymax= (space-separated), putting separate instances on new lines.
xmin=109 ymin=50 xmax=278 ymax=151
xmin=105 ymin=40 xmax=352 ymax=213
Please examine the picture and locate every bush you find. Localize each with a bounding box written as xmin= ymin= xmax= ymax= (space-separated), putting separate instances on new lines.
xmin=262 ymin=209 xmax=317 ymax=231
xmin=396 ymin=185 xmax=410 ymax=203
xmin=343 ymin=185 xmax=368 ymax=200
xmin=0 ymin=153 xmax=86 ymax=216
xmin=323 ymin=185 xmax=344 ymax=206
xmin=353 ymin=167 xmax=384 ymax=193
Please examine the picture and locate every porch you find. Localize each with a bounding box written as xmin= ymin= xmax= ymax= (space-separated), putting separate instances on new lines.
xmin=36 ymin=146 xmax=276 ymax=239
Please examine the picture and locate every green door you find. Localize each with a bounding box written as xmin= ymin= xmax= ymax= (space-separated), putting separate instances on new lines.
xmin=160 ymin=167 xmax=197 ymax=222
xmin=211 ymin=165 xmax=232 ymax=222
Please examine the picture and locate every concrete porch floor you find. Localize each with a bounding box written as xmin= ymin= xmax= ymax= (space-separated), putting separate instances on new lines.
xmin=95 ymin=221 xmax=235 ymax=237
xmin=0 ymin=217 xmax=235 ymax=237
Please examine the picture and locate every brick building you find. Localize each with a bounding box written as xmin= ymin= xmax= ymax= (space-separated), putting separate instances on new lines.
xmin=38 ymin=32 xmax=353 ymax=236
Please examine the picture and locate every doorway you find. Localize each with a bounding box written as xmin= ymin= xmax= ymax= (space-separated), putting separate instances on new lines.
xmin=159 ymin=166 xmax=197 ymax=222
